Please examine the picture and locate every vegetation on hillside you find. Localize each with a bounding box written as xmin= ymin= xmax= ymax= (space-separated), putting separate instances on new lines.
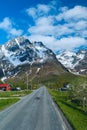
xmin=69 ymin=79 xmax=87 ymax=112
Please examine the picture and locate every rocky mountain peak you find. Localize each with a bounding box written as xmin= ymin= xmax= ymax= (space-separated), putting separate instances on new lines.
xmin=4 ymin=37 xmax=32 ymax=52
xmin=56 ymin=49 xmax=87 ymax=75
xmin=0 ymin=37 xmax=65 ymax=79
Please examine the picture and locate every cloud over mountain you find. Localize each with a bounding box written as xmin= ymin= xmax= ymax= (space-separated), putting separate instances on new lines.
xmin=0 ymin=17 xmax=23 ymax=39
xmin=0 ymin=0 xmax=87 ymax=52
xmin=26 ymin=2 xmax=87 ymax=51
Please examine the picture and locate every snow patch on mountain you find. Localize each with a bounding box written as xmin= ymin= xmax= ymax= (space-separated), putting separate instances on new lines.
xmin=0 ymin=37 xmax=52 ymax=67
xmin=56 ymin=51 xmax=76 ymax=69
xmin=0 ymin=37 xmax=58 ymax=79
xmin=56 ymin=50 xmax=86 ymax=75
xmin=36 ymin=68 xmax=40 ymax=74
xmin=1 ymin=44 xmax=28 ymax=66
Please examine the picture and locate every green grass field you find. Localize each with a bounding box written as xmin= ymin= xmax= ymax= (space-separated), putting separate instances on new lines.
xmin=49 ymin=89 xmax=87 ymax=130
xmin=0 ymin=90 xmax=32 ymax=97
xmin=0 ymin=90 xmax=32 ymax=111
xmin=0 ymin=98 xmax=20 ymax=111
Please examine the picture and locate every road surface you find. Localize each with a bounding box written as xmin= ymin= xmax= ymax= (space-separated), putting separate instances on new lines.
xmin=0 ymin=86 xmax=73 ymax=130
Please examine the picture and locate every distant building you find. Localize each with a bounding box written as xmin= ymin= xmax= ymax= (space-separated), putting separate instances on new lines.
xmin=0 ymin=84 xmax=11 ymax=91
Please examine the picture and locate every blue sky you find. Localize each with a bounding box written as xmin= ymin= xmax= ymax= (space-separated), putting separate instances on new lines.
xmin=0 ymin=0 xmax=87 ymax=51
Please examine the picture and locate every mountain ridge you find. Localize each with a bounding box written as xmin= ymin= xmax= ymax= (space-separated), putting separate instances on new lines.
xmin=0 ymin=37 xmax=67 ymax=81
xmin=56 ymin=49 xmax=87 ymax=75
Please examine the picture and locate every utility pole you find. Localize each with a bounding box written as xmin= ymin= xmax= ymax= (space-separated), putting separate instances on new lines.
xmin=26 ymin=63 xmax=32 ymax=90
xmin=83 ymin=97 xmax=86 ymax=112
xmin=26 ymin=72 xmax=28 ymax=90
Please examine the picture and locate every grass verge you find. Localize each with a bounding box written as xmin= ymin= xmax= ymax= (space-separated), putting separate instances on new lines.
xmin=48 ymin=89 xmax=87 ymax=130
xmin=0 ymin=98 xmax=19 ymax=111
xmin=0 ymin=90 xmax=32 ymax=111
xmin=0 ymin=90 xmax=32 ymax=97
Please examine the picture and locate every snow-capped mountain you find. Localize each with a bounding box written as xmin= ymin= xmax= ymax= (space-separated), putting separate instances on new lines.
xmin=57 ymin=51 xmax=76 ymax=69
xmin=0 ymin=37 xmax=54 ymax=66
xmin=0 ymin=37 xmax=66 ymax=79
xmin=56 ymin=50 xmax=87 ymax=75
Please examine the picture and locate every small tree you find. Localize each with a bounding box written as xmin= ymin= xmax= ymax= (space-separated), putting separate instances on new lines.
xmin=69 ymin=83 xmax=87 ymax=112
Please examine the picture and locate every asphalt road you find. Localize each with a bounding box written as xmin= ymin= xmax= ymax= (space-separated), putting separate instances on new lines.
xmin=0 ymin=86 xmax=73 ymax=130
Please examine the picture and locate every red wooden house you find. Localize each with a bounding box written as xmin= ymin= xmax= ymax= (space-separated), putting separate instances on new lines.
xmin=0 ymin=84 xmax=11 ymax=91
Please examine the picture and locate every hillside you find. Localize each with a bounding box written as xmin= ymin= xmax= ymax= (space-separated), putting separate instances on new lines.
xmin=0 ymin=37 xmax=68 ymax=89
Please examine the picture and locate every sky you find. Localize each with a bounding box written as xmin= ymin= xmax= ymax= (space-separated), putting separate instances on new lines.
xmin=0 ymin=0 xmax=87 ymax=52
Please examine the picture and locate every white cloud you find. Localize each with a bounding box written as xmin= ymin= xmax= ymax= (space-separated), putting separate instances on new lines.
xmin=36 ymin=16 xmax=54 ymax=26
xmin=29 ymin=34 xmax=58 ymax=50
xmin=0 ymin=17 xmax=11 ymax=30
xmin=74 ymin=21 xmax=87 ymax=30
xmin=28 ymin=16 xmax=55 ymax=36
xmin=59 ymin=7 xmax=68 ymax=12
xmin=29 ymin=35 xmax=86 ymax=51
xmin=26 ymin=3 xmax=87 ymax=51
xmin=81 ymin=30 xmax=87 ymax=38
xmin=9 ymin=28 xmax=23 ymax=36
xmin=57 ymin=6 xmax=87 ymax=22
xmin=57 ymin=37 xmax=86 ymax=50
xmin=0 ymin=17 xmax=23 ymax=38
xmin=28 ymin=23 xmax=74 ymax=37
xmin=37 ymin=4 xmax=50 ymax=14
xmin=26 ymin=8 xmax=37 ymax=18
xmin=26 ymin=4 xmax=50 ymax=19
xmin=28 ymin=25 xmax=53 ymax=36
xmin=65 ymin=6 xmax=87 ymax=21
